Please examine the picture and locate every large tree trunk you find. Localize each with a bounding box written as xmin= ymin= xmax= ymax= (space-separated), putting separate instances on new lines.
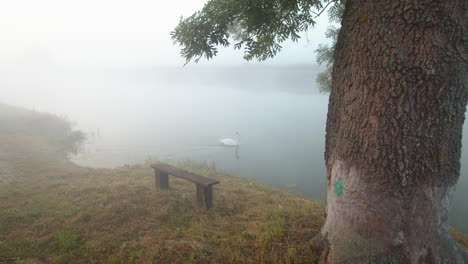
xmin=317 ymin=0 xmax=468 ymax=263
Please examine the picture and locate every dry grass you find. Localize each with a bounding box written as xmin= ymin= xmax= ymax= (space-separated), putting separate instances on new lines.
xmin=0 ymin=161 xmax=324 ymax=264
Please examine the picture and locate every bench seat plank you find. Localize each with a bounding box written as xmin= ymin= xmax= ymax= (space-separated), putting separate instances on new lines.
xmin=151 ymin=162 xmax=219 ymax=187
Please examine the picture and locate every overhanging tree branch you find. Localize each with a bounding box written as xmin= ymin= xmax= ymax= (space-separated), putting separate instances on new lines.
xmin=171 ymin=0 xmax=333 ymax=64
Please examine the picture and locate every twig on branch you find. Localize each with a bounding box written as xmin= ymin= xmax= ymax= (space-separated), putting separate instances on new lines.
xmin=312 ymin=0 xmax=337 ymax=18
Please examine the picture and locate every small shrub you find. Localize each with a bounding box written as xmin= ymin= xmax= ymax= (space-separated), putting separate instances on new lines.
xmin=55 ymin=230 xmax=79 ymax=251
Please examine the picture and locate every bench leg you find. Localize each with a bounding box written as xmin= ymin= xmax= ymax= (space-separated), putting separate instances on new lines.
xmin=154 ymin=169 xmax=169 ymax=190
xmin=196 ymin=184 xmax=213 ymax=209
xmin=204 ymin=185 xmax=213 ymax=209
xmin=196 ymin=184 xmax=204 ymax=206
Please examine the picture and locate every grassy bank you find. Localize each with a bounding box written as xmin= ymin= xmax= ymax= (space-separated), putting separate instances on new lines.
xmin=0 ymin=103 xmax=323 ymax=263
xmin=0 ymin=103 xmax=466 ymax=264
xmin=0 ymin=162 xmax=325 ymax=264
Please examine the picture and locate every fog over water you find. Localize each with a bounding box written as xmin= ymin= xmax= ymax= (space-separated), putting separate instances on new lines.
xmin=1 ymin=64 xmax=467 ymax=233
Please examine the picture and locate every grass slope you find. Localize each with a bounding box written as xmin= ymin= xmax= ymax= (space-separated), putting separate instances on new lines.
xmin=0 ymin=103 xmax=323 ymax=263
xmin=0 ymin=103 xmax=466 ymax=264
xmin=0 ymin=161 xmax=324 ymax=264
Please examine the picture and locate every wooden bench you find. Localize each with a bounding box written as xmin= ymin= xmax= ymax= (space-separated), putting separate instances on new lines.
xmin=151 ymin=162 xmax=220 ymax=209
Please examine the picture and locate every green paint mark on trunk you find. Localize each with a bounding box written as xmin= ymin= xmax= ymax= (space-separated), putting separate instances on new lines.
xmin=334 ymin=178 xmax=343 ymax=197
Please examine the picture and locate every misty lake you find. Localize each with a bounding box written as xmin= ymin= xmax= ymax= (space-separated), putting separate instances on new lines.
xmin=2 ymin=65 xmax=467 ymax=233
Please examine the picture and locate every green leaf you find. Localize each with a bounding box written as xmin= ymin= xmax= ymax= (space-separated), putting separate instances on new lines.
xmin=171 ymin=0 xmax=329 ymax=64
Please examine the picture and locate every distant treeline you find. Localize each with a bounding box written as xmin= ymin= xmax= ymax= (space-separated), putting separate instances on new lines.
xmin=103 ymin=64 xmax=325 ymax=94
xmin=156 ymin=64 xmax=324 ymax=93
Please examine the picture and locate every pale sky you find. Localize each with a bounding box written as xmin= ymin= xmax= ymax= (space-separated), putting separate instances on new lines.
xmin=0 ymin=0 xmax=331 ymax=67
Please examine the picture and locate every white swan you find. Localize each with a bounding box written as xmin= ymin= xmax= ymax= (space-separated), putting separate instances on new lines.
xmin=219 ymin=132 xmax=240 ymax=147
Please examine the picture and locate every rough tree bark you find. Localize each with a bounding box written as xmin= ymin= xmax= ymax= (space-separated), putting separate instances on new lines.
xmin=316 ymin=0 xmax=468 ymax=263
